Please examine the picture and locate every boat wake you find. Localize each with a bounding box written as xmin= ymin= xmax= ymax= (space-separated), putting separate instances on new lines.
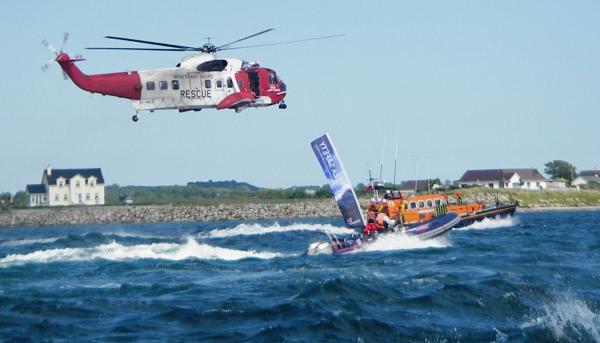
xmin=199 ymin=222 xmax=353 ymax=238
xmin=0 ymin=237 xmax=60 ymax=247
xmin=362 ymin=231 xmax=451 ymax=252
xmin=0 ymin=238 xmax=285 ymax=267
xmin=455 ymin=216 xmax=518 ymax=231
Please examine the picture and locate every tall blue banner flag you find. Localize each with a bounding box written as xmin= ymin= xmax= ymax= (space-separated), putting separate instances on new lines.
xmin=310 ymin=133 xmax=365 ymax=229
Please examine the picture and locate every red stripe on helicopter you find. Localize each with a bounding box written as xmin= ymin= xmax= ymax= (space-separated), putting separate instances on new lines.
xmin=56 ymin=53 xmax=142 ymax=100
xmin=217 ymin=92 xmax=255 ymax=110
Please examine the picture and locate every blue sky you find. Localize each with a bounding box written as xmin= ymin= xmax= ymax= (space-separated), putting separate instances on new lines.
xmin=1 ymin=1 xmax=599 ymax=193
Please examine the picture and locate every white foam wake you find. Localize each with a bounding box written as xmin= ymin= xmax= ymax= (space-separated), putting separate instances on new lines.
xmin=454 ymin=216 xmax=518 ymax=231
xmin=201 ymin=222 xmax=354 ymax=238
xmin=0 ymin=237 xmax=60 ymax=247
xmin=521 ymin=294 xmax=600 ymax=341
xmin=0 ymin=239 xmax=284 ymax=267
xmin=362 ymin=231 xmax=451 ymax=252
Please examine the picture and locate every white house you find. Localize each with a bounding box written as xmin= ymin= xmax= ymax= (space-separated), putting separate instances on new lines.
xmin=25 ymin=167 xmax=105 ymax=207
xmin=572 ymin=170 xmax=600 ymax=189
xmin=457 ymin=168 xmax=556 ymax=190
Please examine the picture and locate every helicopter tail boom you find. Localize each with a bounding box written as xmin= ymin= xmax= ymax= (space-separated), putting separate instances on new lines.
xmin=56 ymin=53 xmax=142 ymax=100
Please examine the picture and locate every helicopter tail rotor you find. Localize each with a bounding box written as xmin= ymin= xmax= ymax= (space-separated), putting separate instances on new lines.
xmin=41 ymin=33 xmax=84 ymax=79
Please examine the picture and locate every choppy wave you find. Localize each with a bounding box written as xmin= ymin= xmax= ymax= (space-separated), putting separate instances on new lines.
xmin=0 ymin=237 xmax=60 ymax=247
xmin=0 ymin=239 xmax=284 ymax=266
xmin=522 ymin=294 xmax=600 ymax=341
xmin=455 ymin=216 xmax=518 ymax=231
xmin=362 ymin=232 xmax=451 ymax=252
xmin=200 ymin=222 xmax=354 ymax=238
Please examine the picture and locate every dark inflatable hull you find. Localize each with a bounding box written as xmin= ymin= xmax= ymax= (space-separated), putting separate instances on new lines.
xmin=328 ymin=212 xmax=460 ymax=254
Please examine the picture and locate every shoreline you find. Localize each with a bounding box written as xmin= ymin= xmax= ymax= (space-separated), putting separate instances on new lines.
xmin=1 ymin=201 xmax=599 ymax=229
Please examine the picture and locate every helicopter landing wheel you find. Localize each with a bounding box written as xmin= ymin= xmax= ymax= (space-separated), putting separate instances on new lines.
xmin=278 ymin=101 xmax=287 ymax=109
xmin=132 ymin=114 xmax=139 ymax=122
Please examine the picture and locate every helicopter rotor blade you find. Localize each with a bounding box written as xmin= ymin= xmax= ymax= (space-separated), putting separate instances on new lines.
xmin=215 ymin=28 xmax=274 ymax=50
xmin=219 ymin=34 xmax=345 ymax=51
xmin=59 ymin=32 xmax=69 ymax=51
xmin=103 ymin=36 xmax=197 ymax=50
xmin=86 ymin=47 xmax=190 ymax=51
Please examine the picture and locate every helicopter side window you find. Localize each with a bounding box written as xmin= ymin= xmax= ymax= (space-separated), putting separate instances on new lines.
xmin=216 ymin=80 xmax=223 ymax=89
xmin=204 ymin=80 xmax=211 ymax=89
xmin=268 ymin=72 xmax=277 ymax=85
xmin=159 ymin=81 xmax=168 ymax=90
xmin=227 ymin=78 xmax=233 ymax=88
xmin=172 ymin=80 xmax=180 ymax=90
xmin=146 ymin=81 xmax=155 ymax=91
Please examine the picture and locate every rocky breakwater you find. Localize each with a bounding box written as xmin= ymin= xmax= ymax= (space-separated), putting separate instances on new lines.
xmin=0 ymin=200 xmax=341 ymax=228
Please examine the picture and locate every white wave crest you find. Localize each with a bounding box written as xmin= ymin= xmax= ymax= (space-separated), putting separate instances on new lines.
xmin=0 ymin=237 xmax=60 ymax=247
xmin=362 ymin=231 xmax=451 ymax=252
xmin=201 ymin=222 xmax=354 ymax=238
xmin=455 ymin=216 xmax=518 ymax=231
xmin=0 ymin=239 xmax=284 ymax=267
xmin=522 ymin=295 xmax=600 ymax=341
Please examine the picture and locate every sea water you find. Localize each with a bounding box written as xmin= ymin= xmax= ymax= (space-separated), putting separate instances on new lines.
xmin=0 ymin=211 xmax=599 ymax=341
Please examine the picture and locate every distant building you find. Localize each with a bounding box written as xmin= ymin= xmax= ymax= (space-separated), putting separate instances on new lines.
xmin=456 ymin=168 xmax=554 ymax=190
xmin=25 ymin=166 xmax=105 ymax=207
xmin=397 ymin=180 xmax=440 ymax=193
xmin=572 ymin=170 xmax=600 ymax=189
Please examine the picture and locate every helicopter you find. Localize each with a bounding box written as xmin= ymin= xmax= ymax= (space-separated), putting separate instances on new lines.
xmin=42 ymin=30 xmax=342 ymax=122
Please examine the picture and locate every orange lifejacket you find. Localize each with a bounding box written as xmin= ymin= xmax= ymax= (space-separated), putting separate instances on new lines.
xmin=376 ymin=213 xmax=386 ymax=227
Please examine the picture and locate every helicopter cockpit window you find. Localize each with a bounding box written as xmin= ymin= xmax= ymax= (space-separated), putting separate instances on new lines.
xmin=268 ymin=72 xmax=277 ymax=85
xmin=146 ymin=81 xmax=155 ymax=91
xmin=159 ymin=81 xmax=168 ymax=90
xmin=226 ymin=78 xmax=233 ymax=88
xmin=196 ymin=60 xmax=228 ymax=72
xmin=172 ymin=80 xmax=180 ymax=90
xmin=204 ymin=80 xmax=211 ymax=89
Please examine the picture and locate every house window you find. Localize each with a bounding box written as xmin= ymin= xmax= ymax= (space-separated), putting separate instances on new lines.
xmin=63 ymin=194 xmax=68 ymax=201
xmin=146 ymin=81 xmax=155 ymax=90
xmin=527 ymin=182 xmax=531 ymax=188
xmin=86 ymin=193 xmax=90 ymax=201
xmin=42 ymin=196 xmax=46 ymax=202
xmin=95 ymin=193 xmax=99 ymax=200
xmin=76 ymin=181 xmax=81 ymax=188
xmin=204 ymin=80 xmax=211 ymax=88
xmin=172 ymin=80 xmax=180 ymax=90
xmin=58 ymin=180 xmax=64 ymax=187
xmin=227 ymin=78 xmax=233 ymax=88
xmin=488 ymin=183 xmax=494 ymax=188
xmin=55 ymin=194 xmax=59 ymax=201
xmin=159 ymin=81 xmax=168 ymax=90
xmin=216 ymin=80 xmax=223 ymax=89
xmin=77 ymin=194 xmax=82 ymax=203
xmin=89 ymin=179 xmax=95 ymax=187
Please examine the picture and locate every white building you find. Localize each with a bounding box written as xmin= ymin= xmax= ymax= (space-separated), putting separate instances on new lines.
xmin=25 ymin=167 xmax=105 ymax=207
xmin=572 ymin=170 xmax=600 ymax=189
xmin=456 ymin=168 xmax=560 ymax=190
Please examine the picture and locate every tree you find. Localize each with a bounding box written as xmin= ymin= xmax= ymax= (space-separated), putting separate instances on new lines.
xmin=11 ymin=191 xmax=27 ymax=208
xmin=544 ymin=160 xmax=576 ymax=183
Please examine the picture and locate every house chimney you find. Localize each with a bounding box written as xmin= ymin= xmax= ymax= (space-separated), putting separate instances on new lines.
xmin=47 ymin=165 xmax=52 ymax=176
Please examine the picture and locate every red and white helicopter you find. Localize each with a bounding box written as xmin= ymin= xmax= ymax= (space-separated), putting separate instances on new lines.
xmin=43 ymin=30 xmax=342 ymax=122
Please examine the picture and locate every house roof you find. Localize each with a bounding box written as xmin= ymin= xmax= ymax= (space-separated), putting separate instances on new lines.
xmin=458 ymin=169 xmax=504 ymax=182
xmin=44 ymin=168 xmax=105 ymax=185
xmin=579 ymin=170 xmax=600 ymax=178
xmin=26 ymin=184 xmax=47 ymax=194
xmin=458 ymin=168 xmax=547 ymax=182
xmin=502 ymin=168 xmax=547 ymax=181
xmin=397 ymin=180 xmax=431 ymax=192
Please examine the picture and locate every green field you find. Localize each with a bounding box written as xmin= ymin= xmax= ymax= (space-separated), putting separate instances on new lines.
xmin=451 ymin=188 xmax=600 ymax=208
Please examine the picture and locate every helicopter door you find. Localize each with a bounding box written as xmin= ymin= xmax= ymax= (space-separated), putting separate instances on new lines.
xmin=248 ymin=72 xmax=260 ymax=96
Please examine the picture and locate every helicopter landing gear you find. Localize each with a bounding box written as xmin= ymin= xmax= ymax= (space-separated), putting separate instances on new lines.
xmin=132 ymin=114 xmax=139 ymax=122
xmin=278 ymin=101 xmax=287 ymax=109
